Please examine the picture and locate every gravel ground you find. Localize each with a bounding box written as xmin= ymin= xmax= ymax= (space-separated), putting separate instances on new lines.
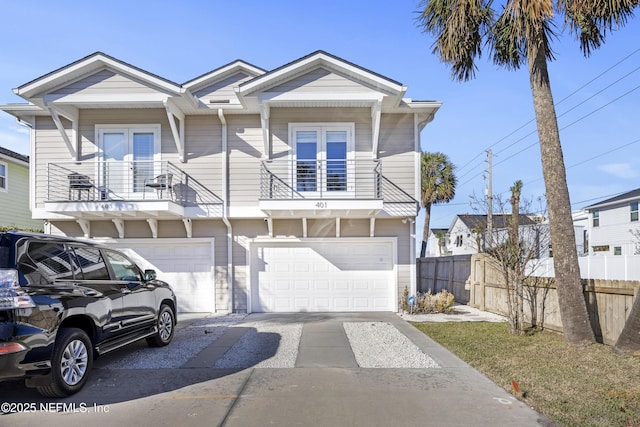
xmin=398 ymin=304 xmax=508 ymax=323
xmin=344 ymin=322 xmax=440 ymax=368
xmin=213 ymin=322 xmax=303 ymax=369
xmin=105 ymin=314 xmax=246 ymax=369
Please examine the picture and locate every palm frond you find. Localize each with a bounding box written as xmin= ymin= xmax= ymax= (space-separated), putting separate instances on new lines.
xmin=561 ymin=0 xmax=639 ymax=57
xmin=417 ymin=0 xmax=495 ymax=81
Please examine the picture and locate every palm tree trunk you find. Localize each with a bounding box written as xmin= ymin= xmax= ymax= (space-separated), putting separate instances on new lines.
xmin=420 ymin=203 xmax=432 ymax=258
xmin=528 ymin=44 xmax=595 ymax=343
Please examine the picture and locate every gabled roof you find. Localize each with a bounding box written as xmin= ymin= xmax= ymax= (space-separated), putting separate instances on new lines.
xmin=453 ymin=214 xmax=538 ymax=231
xmin=14 ymin=52 xmax=182 ymax=99
xmin=584 ymin=188 xmax=640 ymax=210
xmin=3 ymin=50 xmax=440 ymax=120
xmin=238 ymin=50 xmax=405 ymax=96
xmin=183 ymin=60 xmax=266 ymax=91
xmin=0 ymin=146 xmax=29 ymax=164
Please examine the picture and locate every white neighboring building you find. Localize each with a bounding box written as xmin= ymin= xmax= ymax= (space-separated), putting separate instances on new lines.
xmin=428 ymin=214 xmax=549 ymax=258
xmin=584 ymin=188 xmax=640 ymax=256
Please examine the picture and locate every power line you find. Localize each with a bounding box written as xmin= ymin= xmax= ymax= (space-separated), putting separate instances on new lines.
xmin=450 ymin=46 xmax=640 ymax=177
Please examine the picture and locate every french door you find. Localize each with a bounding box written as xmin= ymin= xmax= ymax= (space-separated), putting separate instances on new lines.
xmin=291 ymin=124 xmax=354 ymax=197
xmin=98 ymin=126 xmax=160 ymax=198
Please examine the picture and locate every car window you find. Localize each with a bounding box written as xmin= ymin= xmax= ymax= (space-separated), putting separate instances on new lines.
xmin=24 ymin=241 xmax=77 ymax=281
xmin=104 ymin=250 xmax=143 ymax=282
xmin=72 ymin=246 xmax=110 ymax=280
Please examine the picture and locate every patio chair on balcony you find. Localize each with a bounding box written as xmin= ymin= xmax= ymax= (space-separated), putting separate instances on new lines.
xmin=144 ymin=173 xmax=173 ymax=200
xmin=68 ymin=173 xmax=94 ymax=200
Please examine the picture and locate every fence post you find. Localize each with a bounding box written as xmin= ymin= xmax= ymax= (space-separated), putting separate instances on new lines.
xmin=480 ymin=255 xmax=486 ymax=311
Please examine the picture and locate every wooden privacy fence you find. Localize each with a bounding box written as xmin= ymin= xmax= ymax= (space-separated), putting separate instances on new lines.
xmin=416 ymin=255 xmax=472 ymax=303
xmin=468 ymin=254 xmax=640 ymax=345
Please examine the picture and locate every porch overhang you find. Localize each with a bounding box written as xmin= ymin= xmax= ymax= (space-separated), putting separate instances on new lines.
xmin=43 ymin=200 xmax=186 ymax=219
xmin=259 ymin=199 xmax=383 ymax=218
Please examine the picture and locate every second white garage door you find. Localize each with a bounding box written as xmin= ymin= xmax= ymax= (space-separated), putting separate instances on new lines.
xmin=103 ymin=239 xmax=216 ymax=313
xmin=250 ymin=239 xmax=396 ymax=312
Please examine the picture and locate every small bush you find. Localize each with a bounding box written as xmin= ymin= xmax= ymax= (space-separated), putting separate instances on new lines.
xmin=401 ymin=287 xmax=455 ymax=314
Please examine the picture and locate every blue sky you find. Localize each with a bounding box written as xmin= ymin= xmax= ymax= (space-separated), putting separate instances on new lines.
xmin=0 ymin=0 xmax=638 ymax=234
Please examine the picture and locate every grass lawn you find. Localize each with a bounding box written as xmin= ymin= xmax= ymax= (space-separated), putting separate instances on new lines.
xmin=411 ymin=322 xmax=640 ymax=427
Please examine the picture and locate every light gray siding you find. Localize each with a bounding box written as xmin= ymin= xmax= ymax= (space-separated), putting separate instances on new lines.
xmin=378 ymin=113 xmax=416 ymax=197
xmin=375 ymin=218 xmax=412 ymax=304
xmin=268 ymin=68 xmax=380 ymax=95
xmin=193 ymin=72 xmax=255 ymax=103
xmin=227 ymin=115 xmax=263 ymax=207
xmin=52 ymin=70 xmax=166 ymax=97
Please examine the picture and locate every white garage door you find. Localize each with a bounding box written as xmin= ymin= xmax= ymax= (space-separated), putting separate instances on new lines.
xmin=250 ymin=240 xmax=395 ymax=312
xmin=105 ymin=239 xmax=215 ymax=313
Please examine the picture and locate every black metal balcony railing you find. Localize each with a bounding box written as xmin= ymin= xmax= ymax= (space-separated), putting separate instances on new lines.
xmin=260 ymin=159 xmax=382 ymax=200
xmin=47 ymin=161 xmax=223 ymax=211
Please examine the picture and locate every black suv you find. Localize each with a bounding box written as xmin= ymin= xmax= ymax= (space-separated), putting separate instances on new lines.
xmin=0 ymin=231 xmax=177 ymax=397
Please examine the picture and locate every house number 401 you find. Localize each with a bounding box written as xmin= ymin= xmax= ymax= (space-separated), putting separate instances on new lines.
xmin=315 ymin=202 xmax=327 ymax=208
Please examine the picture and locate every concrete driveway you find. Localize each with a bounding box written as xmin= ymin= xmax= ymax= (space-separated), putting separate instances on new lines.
xmin=0 ymin=312 xmax=553 ymax=427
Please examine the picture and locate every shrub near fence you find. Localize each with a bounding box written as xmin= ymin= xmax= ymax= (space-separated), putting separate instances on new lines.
xmin=468 ymin=254 xmax=639 ymax=345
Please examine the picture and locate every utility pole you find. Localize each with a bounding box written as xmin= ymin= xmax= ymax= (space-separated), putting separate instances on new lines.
xmin=486 ymin=149 xmax=493 ymax=248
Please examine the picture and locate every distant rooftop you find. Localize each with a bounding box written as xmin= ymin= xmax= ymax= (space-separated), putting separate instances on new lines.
xmin=0 ymin=146 xmax=29 ymax=163
xmin=585 ymin=188 xmax=640 ymax=210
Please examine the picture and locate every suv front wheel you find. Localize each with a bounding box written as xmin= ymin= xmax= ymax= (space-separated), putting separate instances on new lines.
xmin=37 ymin=328 xmax=93 ymax=397
xmin=146 ymin=304 xmax=175 ymax=347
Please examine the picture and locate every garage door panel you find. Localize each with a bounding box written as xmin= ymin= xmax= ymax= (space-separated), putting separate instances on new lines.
xmin=109 ymin=241 xmax=215 ymax=313
xmin=251 ymin=240 xmax=395 ymax=312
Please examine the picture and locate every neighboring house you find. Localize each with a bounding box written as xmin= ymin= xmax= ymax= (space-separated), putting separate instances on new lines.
xmin=584 ymin=188 xmax=640 ymax=256
xmin=430 ymin=214 xmax=549 ymax=257
xmin=426 ymin=228 xmax=449 ymax=256
xmin=0 ymin=146 xmax=42 ymax=230
xmin=0 ymin=51 xmax=441 ymax=313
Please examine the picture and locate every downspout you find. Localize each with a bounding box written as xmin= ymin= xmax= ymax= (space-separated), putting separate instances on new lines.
xmin=409 ymin=218 xmax=417 ymax=296
xmin=218 ymin=109 xmax=234 ymax=313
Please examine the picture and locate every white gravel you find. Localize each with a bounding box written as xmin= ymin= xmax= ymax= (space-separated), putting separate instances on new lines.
xmin=344 ymin=322 xmax=440 ymax=368
xmin=213 ymin=322 xmax=303 ymax=369
xmin=102 ymin=315 xmax=445 ymax=370
xmin=104 ymin=314 xmax=246 ymax=369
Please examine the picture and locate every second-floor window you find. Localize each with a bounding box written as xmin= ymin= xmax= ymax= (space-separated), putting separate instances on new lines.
xmin=290 ymin=123 xmax=354 ymax=195
xmin=593 ymin=210 xmax=600 ymax=227
xmin=0 ymin=162 xmax=6 ymax=191
xmin=631 ymin=202 xmax=639 ymax=222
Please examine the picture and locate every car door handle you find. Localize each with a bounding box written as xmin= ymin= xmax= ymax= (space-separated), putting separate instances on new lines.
xmin=120 ymin=288 xmax=131 ymax=294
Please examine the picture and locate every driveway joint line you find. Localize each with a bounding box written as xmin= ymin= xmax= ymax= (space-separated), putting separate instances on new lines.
xmin=217 ymin=367 xmax=254 ymax=427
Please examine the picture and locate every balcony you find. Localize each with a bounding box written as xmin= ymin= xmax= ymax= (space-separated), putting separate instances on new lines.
xmin=44 ymin=161 xmax=223 ymax=219
xmin=260 ymin=159 xmax=401 ymax=218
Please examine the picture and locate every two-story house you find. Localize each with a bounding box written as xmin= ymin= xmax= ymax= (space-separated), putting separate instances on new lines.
xmin=584 ymin=188 xmax=640 ymax=256
xmin=0 ymin=146 xmax=42 ymax=230
xmin=0 ymin=51 xmax=441 ymax=313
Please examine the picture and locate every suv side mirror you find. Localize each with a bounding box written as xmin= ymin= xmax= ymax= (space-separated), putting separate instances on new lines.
xmin=144 ymin=269 xmax=157 ymax=281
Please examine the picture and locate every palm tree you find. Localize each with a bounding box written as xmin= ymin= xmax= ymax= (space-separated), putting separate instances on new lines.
xmin=416 ymin=0 xmax=637 ymax=343
xmin=420 ymin=152 xmax=457 ymax=257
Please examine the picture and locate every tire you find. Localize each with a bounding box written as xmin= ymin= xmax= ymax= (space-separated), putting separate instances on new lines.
xmin=146 ymin=304 xmax=175 ymax=347
xmin=37 ymin=328 xmax=93 ymax=398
